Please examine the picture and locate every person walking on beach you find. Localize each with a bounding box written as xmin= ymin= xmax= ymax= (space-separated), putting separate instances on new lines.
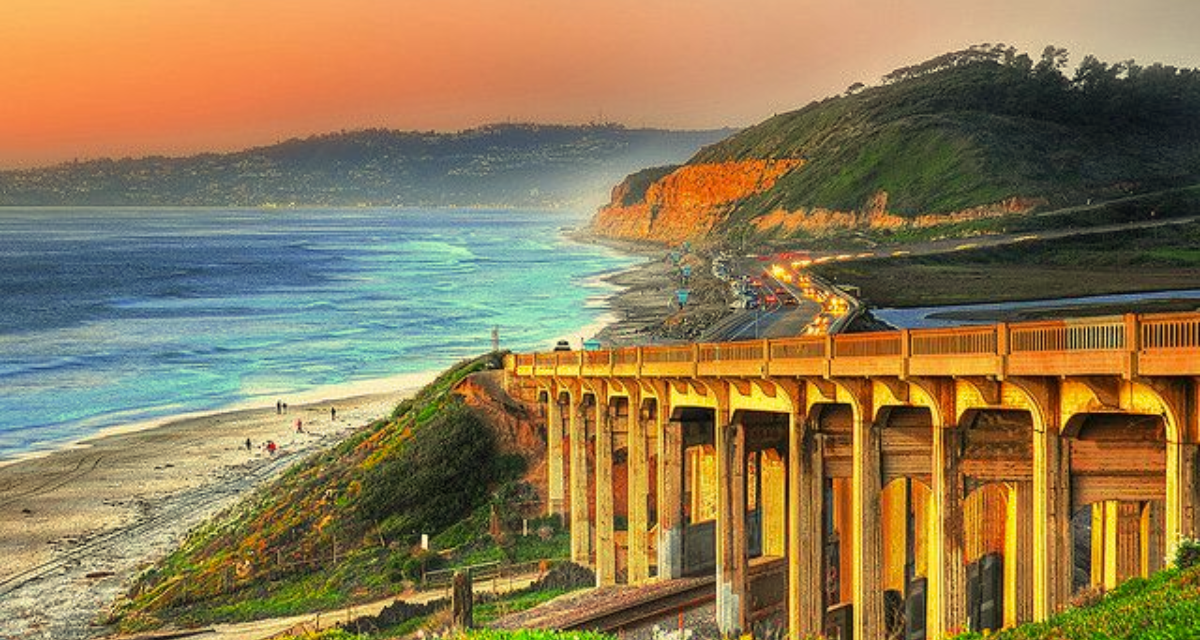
xmin=331 ymin=406 xmax=337 ymax=421
xmin=245 ymin=437 xmax=252 ymax=451
xmin=275 ymin=400 xmax=282 ymax=415
xmin=267 ymin=440 xmax=277 ymax=455
xmin=295 ymin=418 xmax=303 ymax=433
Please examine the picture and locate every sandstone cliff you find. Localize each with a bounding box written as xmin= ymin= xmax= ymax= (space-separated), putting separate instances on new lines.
xmin=590 ymin=159 xmax=804 ymax=243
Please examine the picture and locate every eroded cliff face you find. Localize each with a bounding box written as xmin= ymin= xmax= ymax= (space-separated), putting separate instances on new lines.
xmin=750 ymin=193 xmax=1047 ymax=236
xmin=591 ymin=157 xmax=1046 ymax=245
xmin=591 ymin=159 xmax=805 ymax=243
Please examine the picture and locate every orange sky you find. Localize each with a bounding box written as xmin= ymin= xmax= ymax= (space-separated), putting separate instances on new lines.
xmin=3 ymin=0 xmax=1199 ymax=168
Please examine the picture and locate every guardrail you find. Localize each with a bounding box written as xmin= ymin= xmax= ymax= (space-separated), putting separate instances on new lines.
xmin=509 ymin=311 xmax=1200 ymax=379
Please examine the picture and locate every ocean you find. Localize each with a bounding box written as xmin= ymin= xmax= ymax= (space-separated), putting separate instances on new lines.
xmin=0 ymin=207 xmax=638 ymax=461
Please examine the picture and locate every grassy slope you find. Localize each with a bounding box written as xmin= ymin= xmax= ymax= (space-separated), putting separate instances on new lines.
xmin=953 ymin=565 xmax=1200 ymax=640
xmin=685 ymin=54 xmax=1200 ymax=229
xmin=112 ymin=352 xmax=559 ymax=631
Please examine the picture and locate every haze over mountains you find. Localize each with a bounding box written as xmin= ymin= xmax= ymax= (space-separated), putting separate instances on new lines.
xmin=0 ymin=124 xmax=732 ymax=209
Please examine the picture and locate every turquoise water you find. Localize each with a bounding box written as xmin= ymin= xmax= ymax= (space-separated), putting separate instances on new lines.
xmin=0 ymin=207 xmax=638 ymax=460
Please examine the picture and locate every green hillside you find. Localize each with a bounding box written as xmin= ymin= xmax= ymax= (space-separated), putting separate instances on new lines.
xmin=110 ymin=353 xmax=564 ymax=632
xmin=691 ymin=44 xmax=1200 ymax=223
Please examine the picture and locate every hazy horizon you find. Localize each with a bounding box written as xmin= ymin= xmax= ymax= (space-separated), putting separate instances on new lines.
xmin=5 ymin=0 xmax=1200 ymax=169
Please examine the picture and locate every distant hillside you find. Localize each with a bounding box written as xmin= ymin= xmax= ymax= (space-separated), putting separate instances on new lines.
xmin=592 ymin=44 xmax=1200 ymax=244
xmin=0 ymin=124 xmax=732 ymax=208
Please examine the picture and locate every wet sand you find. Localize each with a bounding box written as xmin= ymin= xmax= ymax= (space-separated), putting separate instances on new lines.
xmin=0 ymin=383 xmax=427 ymax=640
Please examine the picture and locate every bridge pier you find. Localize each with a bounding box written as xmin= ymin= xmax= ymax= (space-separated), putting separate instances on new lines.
xmin=627 ymin=394 xmax=651 ymax=584
xmin=569 ymin=392 xmax=591 ymax=566
xmin=716 ymin=420 xmax=748 ymax=636
xmin=848 ymin=385 xmax=885 ymax=640
xmin=657 ymin=413 xmax=685 ymax=579
xmin=596 ymin=399 xmax=616 ymax=586
xmin=929 ymin=423 xmax=965 ymax=637
xmin=789 ymin=413 xmax=825 ymax=636
xmin=546 ymin=392 xmax=566 ymax=518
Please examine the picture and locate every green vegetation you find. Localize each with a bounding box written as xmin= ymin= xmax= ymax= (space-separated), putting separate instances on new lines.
xmin=693 ymin=44 xmax=1200 ymax=238
xmin=110 ymin=352 xmax=568 ymax=631
xmin=813 ymin=221 xmax=1200 ymax=307
xmin=952 ymin=564 xmax=1200 ymax=639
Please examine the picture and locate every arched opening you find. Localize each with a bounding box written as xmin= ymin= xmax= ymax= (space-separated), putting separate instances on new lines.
xmin=962 ymin=483 xmax=1010 ymax=633
xmin=880 ymin=477 xmax=932 ymax=640
xmin=1068 ymin=412 xmax=1167 ymax=593
xmin=810 ymin=402 xmax=854 ymax=635
xmin=878 ymin=406 xmax=934 ymax=640
xmin=736 ymin=409 xmax=790 ymax=626
xmin=959 ymin=409 xmax=1034 ymax=630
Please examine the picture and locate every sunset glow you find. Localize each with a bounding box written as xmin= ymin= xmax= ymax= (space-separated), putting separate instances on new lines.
xmin=3 ymin=0 xmax=1199 ymax=167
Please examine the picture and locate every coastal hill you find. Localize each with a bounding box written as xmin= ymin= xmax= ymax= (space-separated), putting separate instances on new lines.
xmin=110 ymin=353 xmax=556 ymax=631
xmin=591 ymin=44 xmax=1200 ymax=245
xmin=0 ymin=124 xmax=732 ymax=209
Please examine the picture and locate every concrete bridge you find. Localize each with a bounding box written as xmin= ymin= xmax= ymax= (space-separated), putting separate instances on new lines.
xmin=505 ymin=311 xmax=1200 ymax=639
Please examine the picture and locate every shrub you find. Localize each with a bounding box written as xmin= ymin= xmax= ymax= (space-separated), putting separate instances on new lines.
xmin=361 ymin=399 xmax=497 ymax=540
xmin=1175 ymin=538 xmax=1200 ymax=569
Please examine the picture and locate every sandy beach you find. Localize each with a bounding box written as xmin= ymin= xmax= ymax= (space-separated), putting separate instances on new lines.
xmin=0 ymin=382 xmax=426 ymax=640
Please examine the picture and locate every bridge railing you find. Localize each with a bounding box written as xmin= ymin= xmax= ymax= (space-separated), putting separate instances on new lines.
xmin=908 ymin=325 xmax=1000 ymax=377
xmin=1138 ymin=312 xmax=1200 ymax=376
xmin=509 ymin=311 xmax=1200 ymax=381
xmin=1007 ymin=315 xmax=1131 ymax=376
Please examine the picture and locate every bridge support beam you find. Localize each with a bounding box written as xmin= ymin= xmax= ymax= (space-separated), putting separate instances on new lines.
xmin=596 ymin=400 xmax=616 ymax=586
xmin=569 ymin=396 xmax=591 ymax=565
xmin=789 ymin=413 xmax=825 ymax=636
xmin=848 ymin=384 xmax=885 ymax=640
xmin=1032 ymin=414 xmax=1070 ymax=619
xmin=546 ymin=393 xmax=565 ymax=517
xmin=658 ymin=415 xmax=685 ymax=579
xmin=1005 ymin=481 xmax=1035 ymax=625
xmin=628 ymin=396 xmax=651 ymax=584
xmin=717 ymin=420 xmax=748 ymax=636
xmin=929 ymin=424 xmax=965 ymax=638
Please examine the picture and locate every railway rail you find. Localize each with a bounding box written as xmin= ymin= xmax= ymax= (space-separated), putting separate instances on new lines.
xmin=562 ymin=577 xmax=715 ymax=634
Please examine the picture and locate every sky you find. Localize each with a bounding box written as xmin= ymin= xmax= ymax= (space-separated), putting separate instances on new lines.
xmin=3 ymin=0 xmax=1200 ymax=168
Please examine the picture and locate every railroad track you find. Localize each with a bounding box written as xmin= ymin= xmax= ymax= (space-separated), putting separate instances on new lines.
xmin=562 ymin=577 xmax=715 ymax=634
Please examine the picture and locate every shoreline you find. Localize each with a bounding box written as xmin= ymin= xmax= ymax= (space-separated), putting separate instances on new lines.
xmin=0 ymin=229 xmax=678 ymax=639
xmin=0 ymin=368 xmax=447 ymax=470
xmin=0 ymin=373 xmax=434 ymax=639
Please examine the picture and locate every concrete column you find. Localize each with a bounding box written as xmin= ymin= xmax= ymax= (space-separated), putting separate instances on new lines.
xmin=658 ymin=416 xmax=684 ymax=579
xmin=852 ymin=411 xmax=884 ymax=639
xmin=596 ymin=402 xmax=615 ymax=586
xmin=1015 ymin=481 xmax=1035 ymax=624
xmin=1166 ymin=441 xmax=1199 ymax=556
xmin=1033 ymin=424 xmax=1071 ymax=619
xmin=546 ymin=395 xmax=565 ymax=517
xmin=716 ymin=421 xmax=748 ymax=636
xmin=569 ymin=397 xmax=591 ymax=565
xmin=628 ymin=403 xmax=651 ymax=584
xmin=789 ymin=414 xmax=825 ymax=637
xmin=929 ymin=425 xmax=965 ymax=638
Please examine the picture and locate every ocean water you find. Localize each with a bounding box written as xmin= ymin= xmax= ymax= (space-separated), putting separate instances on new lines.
xmin=0 ymin=207 xmax=638 ymax=461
